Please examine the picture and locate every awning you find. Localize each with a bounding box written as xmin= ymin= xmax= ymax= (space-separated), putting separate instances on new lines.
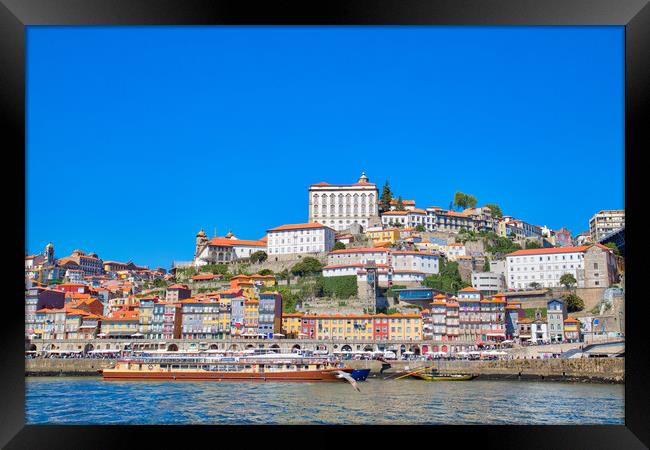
xmin=45 ymin=350 xmax=82 ymax=354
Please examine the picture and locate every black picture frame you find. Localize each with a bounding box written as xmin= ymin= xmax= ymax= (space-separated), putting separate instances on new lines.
xmin=1 ymin=0 xmax=648 ymax=448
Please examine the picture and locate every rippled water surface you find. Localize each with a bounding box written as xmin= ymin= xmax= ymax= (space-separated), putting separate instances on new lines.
xmin=26 ymin=377 xmax=624 ymax=425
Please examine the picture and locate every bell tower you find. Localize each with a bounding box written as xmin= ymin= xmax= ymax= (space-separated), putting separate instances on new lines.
xmin=195 ymin=229 xmax=208 ymax=258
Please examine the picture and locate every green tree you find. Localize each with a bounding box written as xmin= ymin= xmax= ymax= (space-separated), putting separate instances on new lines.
xmin=529 ymin=282 xmax=542 ymax=290
xmin=333 ymin=241 xmax=346 ymax=250
xmin=525 ymin=240 xmax=542 ymax=249
xmin=395 ymin=196 xmax=405 ymax=211
xmin=603 ymin=242 xmax=620 ymax=256
xmin=290 ymin=257 xmax=324 ymax=277
xmin=485 ymin=236 xmax=522 ymax=255
xmin=415 ymin=224 xmax=426 ymax=232
xmin=453 ymin=192 xmax=468 ymax=210
xmin=563 ymin=293 xmax=585 ymax=312
xmin=257 ymin=268 xmax=274 ymax=276
xmin=485 ymin=203 xmax=503 ymax=218
xmin=202 ymin=263 xmax=229 ymax=275
xmin=153 ymin=278 xmax=167 ymax=288
xmin=278 ymin=269 xmax=291 ymax=286
xmin=250 ymin=250 xmax=268 ymax=264
xmin=453 ymin=192 xmax=477 ymax=210
xmin=560 ymin=273 xmax=577 ymax=290
xmin=423 ymin=259 xmax=470 ymax=293
xmin=316 ymin=275 xmax=358 ymax=298
xmin=379 ymin=180 xmax=393 ymax=212
xmin=482 ymin=257 xmax=491 ymax=272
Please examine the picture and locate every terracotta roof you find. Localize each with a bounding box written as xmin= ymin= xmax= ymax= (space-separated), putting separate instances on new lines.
xmin=168 ymin=284 xmax=189 ymax=290
xmin=329 ymin=248 xmax=389 ymax=254
xmin=457 ymin=287 xmax=479 ymax=292
xmin=191 ymin=274 xmax=222 ymax=281
xmin=506 ymin=246 xmax=592 ymax=256
xmin=323 ymin=264 xmax=390 ymax=270
xmin=433 ymin=294 xmax=447 ymax=299
xmin=208 ymin=237 xmax=266 ymax=247
xmin=392 ymin=251 xmax=439 ymax=257
xmin=104 ymin=310 xmax=139 ymax=321
xmin=381 ymin=211 xmax=408 ymax=216
xmin=267 ymin=222 xmax=335 ymax=232
xmin=216 ymin=288 xmax=243 ymax=296
xmin=564 ymin=318 xmax=580 ymax=323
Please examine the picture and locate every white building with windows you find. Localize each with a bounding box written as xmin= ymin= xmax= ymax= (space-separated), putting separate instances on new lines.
xmin=266 ymin=223 xmax=336 ymax=257
xmin=193 ymin=230 xmax=266 ymax=266
xmin=444 ymin=243 xmax=467 ymax=260
xmin=391 ymin=251 xmax=439 ymax=275
xmin=589 ymin=209 xmax=625 ymax=242
xmin=506 ymin=247 xmax=586 ymax=289
xmin=381 ymin=209 xmax=428 ymax=229
xmin=497 ymin=216 xmax=543 ymax=239
xmin=308 ymin=172 xmax=380 ymax=231
xmin=327 ymin=248 xmax=391 ymax=266
xmin=471 ymin=271 xmax=506 ymax=294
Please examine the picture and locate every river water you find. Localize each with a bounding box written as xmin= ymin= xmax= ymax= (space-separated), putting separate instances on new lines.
xmin=26 ymin=377 xmax=623 ymax=425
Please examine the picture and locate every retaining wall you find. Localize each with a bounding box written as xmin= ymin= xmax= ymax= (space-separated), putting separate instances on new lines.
xmin=26 ymin=356 xmax=624 ymax=383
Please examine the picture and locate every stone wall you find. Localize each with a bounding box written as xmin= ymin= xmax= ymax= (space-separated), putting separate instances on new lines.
xmin=27 ymin=355 xmax=623 ymax=383
xmin=345 ymin=357 xmax=624 ymax=383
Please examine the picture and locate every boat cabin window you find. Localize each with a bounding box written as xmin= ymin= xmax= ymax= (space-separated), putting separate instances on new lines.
xmin=171 ymin=365 xmax=180 ymax=369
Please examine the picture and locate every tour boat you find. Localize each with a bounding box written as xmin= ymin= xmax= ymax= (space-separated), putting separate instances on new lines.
xmin=101 ymin=353 xmax=354 ymax=382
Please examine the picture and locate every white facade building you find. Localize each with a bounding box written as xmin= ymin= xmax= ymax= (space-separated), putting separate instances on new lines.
xmin=381 ymin=209 xmax=427 ymax=229
xmin=471 ymin=271 xmax=506 ymax=294
xmin=327 ymin=248 xmax=390 ymax=266
xmin=505 ymin=244 xmax=617 ymax=290
xmin=391 ymin=251 xmax=439 ymax=275
xmin=193 ymin=231 xmax=266 ymax=266
xmin=308 ymin=172 xmax=380 ymax=231
xmin=589 ymin=209 xmax=625 ymax=241
xmin=266 ymin=223 xmax=336 ymax=256
xmin=444 ymin=243 xmax=467 ymax=260
xmin=506 ymin=246 xmax=588 ymax=290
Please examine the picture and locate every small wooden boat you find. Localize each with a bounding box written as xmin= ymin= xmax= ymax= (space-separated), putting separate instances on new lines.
xmin=410 ymin=372 xmax=476 ymax=381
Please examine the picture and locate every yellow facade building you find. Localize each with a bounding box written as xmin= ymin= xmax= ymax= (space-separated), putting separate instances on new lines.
xmin=281 ymin=313 xmax=304 ymax=337
xmin=387 ymin=314 xmax=422 ymax=341
xmin=244 ymin=299 xmax=259 ymax=334
xmin=366 ymin=228 xmax=401 ymax=246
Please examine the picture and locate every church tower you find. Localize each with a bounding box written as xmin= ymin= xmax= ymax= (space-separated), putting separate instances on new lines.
xmin=44 ymin=242 xmax=54 ymax=265
xmin=195 ymin=229 xmax=208 ymax=258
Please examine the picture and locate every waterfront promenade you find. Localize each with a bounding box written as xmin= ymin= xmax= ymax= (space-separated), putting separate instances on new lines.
xmin=27 ymin=337 xmax=592 ymax=355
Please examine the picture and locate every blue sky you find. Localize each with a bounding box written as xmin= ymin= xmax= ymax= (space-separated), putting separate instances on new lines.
xmin=27 ymin=26 xmax=624 ymax=269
